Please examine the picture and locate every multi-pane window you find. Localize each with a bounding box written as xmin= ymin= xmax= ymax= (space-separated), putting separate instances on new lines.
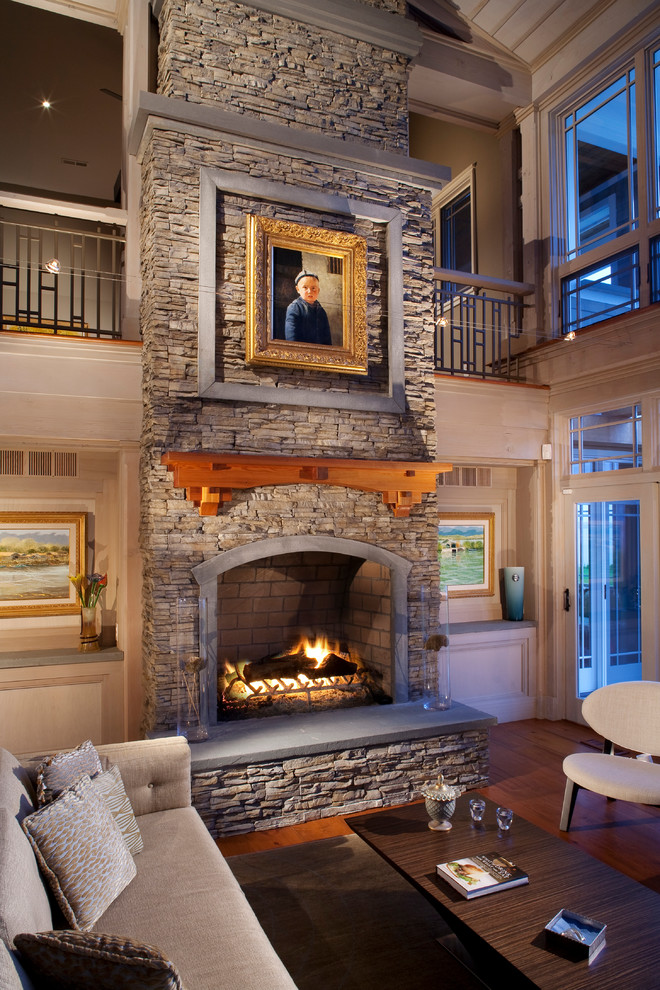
xmin=432 ymin=164 xmax=476 ymax=276
xmin=569 ymin=405 xmax=642 ymax=474
xmin=558 ymin=41 xmax=660 ymax=335
xmin=562 ymin=248 xmax=639 ymax=335
xmin=651 ymin=233 xmax=660 ymax=301
xmin=564 ymin=69 xmax=637 ymax=260
xmin=440 ymin=189 xmax=472 ymax=274
xmin=653 ymin=46 xmax=660 ymax=223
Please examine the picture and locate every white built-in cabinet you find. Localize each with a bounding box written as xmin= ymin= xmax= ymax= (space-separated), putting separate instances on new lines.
xmin=0 ymin=649 xmax=125 ymax=756
xmin=450 ymin=621 xmax=537 ymax=722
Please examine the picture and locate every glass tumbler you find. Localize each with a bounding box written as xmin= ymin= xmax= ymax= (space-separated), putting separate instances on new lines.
xmin=496 ymin=806 xmax=514 ymax=830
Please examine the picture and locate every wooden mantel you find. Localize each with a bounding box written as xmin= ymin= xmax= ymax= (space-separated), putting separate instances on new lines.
xmin=161 ymin=452 xmax=452 ymax=517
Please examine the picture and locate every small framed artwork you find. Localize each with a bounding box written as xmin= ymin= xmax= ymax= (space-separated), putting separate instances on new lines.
xmin=438 ymin=512 xmax=495 ymax=598
xmin=0 ymin=512 xmax=86 ymax=617
xmin=245 ymin=214 xmax=368 ymax=375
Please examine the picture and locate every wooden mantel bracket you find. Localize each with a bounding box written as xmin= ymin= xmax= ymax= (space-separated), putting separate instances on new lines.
xmin=161 ymin=452 xmax=452 ymax=518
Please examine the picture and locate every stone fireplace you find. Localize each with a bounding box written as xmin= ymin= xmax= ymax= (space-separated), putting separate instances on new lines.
xmin=192 ymin=534 xmax=414 ymax=721
xmin=135 ymin=0 xmax=494 ymax=833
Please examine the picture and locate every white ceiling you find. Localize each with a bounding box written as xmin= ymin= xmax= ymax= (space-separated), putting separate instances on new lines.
xmin=407 ymin=0 xmax=658 ymax=129
xmin=0 ymin=0 xmax=657 ymax=204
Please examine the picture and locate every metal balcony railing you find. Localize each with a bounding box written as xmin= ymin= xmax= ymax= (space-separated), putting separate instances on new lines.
xmin=1 ymin=219 xmax=124 ymax=339
xmin=434 ymin=268 xmax=536 ymax=381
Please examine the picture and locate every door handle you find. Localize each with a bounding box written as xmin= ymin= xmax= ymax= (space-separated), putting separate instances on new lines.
xmin=563 ymin=588 xmax=571 ymax=612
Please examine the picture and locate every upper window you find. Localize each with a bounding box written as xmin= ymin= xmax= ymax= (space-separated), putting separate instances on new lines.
xmin=562 ymin=247 xmax=639 ymax=335
xmin=563 ymin=69 xmax=637 ymax=261
xmin=570 ymin=405 xmax=642 ymax=474
xmin=653 ymin=46 xmax=660 ymax=223
xmin=440 ymin=188 xmax=472 ymax=273
xmin=432 ymin=164 xmax=477 ymax=276
xmin=557 ymin=40 xmax=660 ymax=336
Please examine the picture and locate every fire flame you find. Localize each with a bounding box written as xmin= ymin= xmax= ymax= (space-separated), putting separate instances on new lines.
xmin=292 ymin=635 xmax=334 ymax=668
xmin=223 ymin=635 xmax=350 ymax=703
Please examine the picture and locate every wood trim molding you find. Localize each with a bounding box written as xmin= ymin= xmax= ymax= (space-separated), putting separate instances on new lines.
xmin=162 ymin=452 xmax=452 ymax=517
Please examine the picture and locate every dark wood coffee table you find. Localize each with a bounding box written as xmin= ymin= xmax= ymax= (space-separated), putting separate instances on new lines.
xmin=348 ymin=795 xmax=660 ymax=989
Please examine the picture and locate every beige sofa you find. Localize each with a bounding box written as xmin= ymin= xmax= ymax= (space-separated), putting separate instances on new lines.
xmin=0 ymin=736 xmax=298 ymax=989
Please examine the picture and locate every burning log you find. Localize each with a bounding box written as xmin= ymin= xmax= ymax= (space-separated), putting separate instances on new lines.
xmin=242 ymin=650 xmax=357 ymax=685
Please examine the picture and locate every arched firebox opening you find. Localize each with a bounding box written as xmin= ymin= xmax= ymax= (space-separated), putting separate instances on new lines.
xmin=192 ymin=536 xmax=412 ymax=725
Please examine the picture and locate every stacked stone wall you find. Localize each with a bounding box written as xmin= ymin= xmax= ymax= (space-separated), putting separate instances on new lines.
xmin=139 ymin=126 xmax=440 ymax=732
xmin=157 ymin=0 xmax=410 ymax=153
xmin=191 ymin=729 xmax=490 ymax=836
xmin=139 ymin=0 xmax=442 ymax=735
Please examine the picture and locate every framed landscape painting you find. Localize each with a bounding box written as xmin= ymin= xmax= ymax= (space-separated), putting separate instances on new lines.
xmin=0 ymin=512 xmax=85 ymax=616
xmin=438 ymin=512 xmax=495 ymax=598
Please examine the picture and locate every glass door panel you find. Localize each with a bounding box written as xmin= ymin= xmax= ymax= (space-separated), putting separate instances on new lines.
xmin=575 ymin=499 xmax=641 ymax=698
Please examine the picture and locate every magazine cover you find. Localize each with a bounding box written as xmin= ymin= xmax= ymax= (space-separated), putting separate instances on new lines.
xmin=436 ymin=852 xmax=528 ymax=899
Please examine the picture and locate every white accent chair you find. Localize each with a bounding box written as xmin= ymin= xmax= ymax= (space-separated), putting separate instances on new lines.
xmin=560 ymin=681 xmax=660 ymax=831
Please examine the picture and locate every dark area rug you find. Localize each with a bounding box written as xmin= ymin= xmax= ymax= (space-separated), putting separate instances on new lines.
xmin=227 ymin=833 xmax=487 ymax=990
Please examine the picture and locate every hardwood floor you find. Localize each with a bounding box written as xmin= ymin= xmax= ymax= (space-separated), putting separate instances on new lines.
xmin=218 ymin=718 xmax=660 ymax=893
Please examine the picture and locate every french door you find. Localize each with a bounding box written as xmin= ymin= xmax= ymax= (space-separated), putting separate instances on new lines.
xmin=564 ymin=483 xmax=653 ymax=723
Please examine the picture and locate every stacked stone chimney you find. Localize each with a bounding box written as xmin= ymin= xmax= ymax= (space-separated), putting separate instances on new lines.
xmin=137 ymin=0 xmax=447 ymax=732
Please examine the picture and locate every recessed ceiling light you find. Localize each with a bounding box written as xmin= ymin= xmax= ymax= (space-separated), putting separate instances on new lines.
xmin=41 ymin=100 xmax=51 ymax=109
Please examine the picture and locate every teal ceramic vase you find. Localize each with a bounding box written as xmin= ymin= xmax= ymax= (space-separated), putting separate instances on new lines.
xmin=504 ymin=566 xmax=525 ymax=621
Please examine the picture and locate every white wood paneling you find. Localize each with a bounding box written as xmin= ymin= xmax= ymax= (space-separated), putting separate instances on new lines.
xmin=0 ymin=657 xmax=125 ymax=756
xmin=450 ymin=623 xmax=537 ymax=721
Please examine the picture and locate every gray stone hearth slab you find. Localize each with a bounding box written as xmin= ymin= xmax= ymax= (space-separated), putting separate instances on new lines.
xmin=188 ymin=700 xmax=496 ymax=772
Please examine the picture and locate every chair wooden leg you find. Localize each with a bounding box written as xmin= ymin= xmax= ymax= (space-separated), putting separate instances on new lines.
xmin=560 ymin=777 xmax=580 ymax=831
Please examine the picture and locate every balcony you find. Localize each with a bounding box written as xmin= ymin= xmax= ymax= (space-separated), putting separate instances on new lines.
xmin=434 ymin=268 xmax=536 ymax=381
xmin=2 ymin=213 xmax=536 ymax=373
xmin=1 ymin=215 xmax=125 ymax=340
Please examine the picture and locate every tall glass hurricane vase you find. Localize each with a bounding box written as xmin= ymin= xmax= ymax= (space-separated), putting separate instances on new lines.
xmin=176 ymin=596 xmax=209 ymax=742
xmin=422 ymin=582 xmax=451 ymax=711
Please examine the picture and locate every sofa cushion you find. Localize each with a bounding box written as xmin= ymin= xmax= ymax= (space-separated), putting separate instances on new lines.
xmin=0 ymin=937 xmax=36 ymax=990
xmin=0 ymin=747 xmax=53 ymax=947
xmin=92 ymin=765 xmax=143 ymax=855
xmin=35 ymin=740 xmax=102 ymax=805
xmin=14 ymin=931 xmax=185 ymax=990
xmin=95 ymin=738 xmax=192 ymax=816
xmin=0 ymin=747 xmax=37 ymax=823
xmin=0 ymin=809 xmax=53 ymax=948
xmin=94 ymin=806 xmax=297 ymax=990
xmin=21 ymin=774 xmax=136 ymax=931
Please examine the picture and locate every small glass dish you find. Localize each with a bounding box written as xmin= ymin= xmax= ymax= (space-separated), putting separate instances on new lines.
xmin=545 ymin=909 xmax=607 ymax=961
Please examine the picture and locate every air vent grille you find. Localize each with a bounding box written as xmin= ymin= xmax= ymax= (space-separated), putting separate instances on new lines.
xmin=439 ymin=466 xmax=492 ymax=487
xmin=28 ymin=451 xmax=52 ymax=476
xmin=0 ymin=449 xmax=24 ymax=475
xmin=0 ymin=449 xmax=78 ymax=478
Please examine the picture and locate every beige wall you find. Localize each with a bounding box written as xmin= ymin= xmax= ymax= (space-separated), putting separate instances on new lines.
xmin=434 ymin=376 xmax=549 ymax=627
xmin=409 ymin=112 xmax=507 ymax=280
xmin=0 ymin=334 xmax=144 ymax=745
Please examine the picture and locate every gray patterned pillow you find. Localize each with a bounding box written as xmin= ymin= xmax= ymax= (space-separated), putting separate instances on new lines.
xmin=92 ymin=764 xmax=143 ymax=855
xmin=14 ymin=931 xmax=185 ymax=990
xmin=20 ymin=774 xmax=136 ymax=931
xmin=35 ymin=740 xmax=103 ymax=805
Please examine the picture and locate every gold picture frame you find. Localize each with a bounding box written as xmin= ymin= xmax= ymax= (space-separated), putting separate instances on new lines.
xmin=438 ymin=512 xmax=495 ymax=598
xmin=245 ymin=214 xmax=368 ymax=375
xmin=0 ymin=512 xmax=86 ymax=616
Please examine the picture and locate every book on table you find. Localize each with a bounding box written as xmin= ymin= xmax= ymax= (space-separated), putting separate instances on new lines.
xmin=436 ymin=851 xmax=529 ymax=899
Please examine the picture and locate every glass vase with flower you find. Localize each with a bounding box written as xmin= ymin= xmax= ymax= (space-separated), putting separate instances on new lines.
xmin=70 ymin=572 xmax=107 ymax=652
xmin=176 ymin=596 xmax=209 ymax=741
xmin=421 ymin=581 xmax=451 ymax=710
